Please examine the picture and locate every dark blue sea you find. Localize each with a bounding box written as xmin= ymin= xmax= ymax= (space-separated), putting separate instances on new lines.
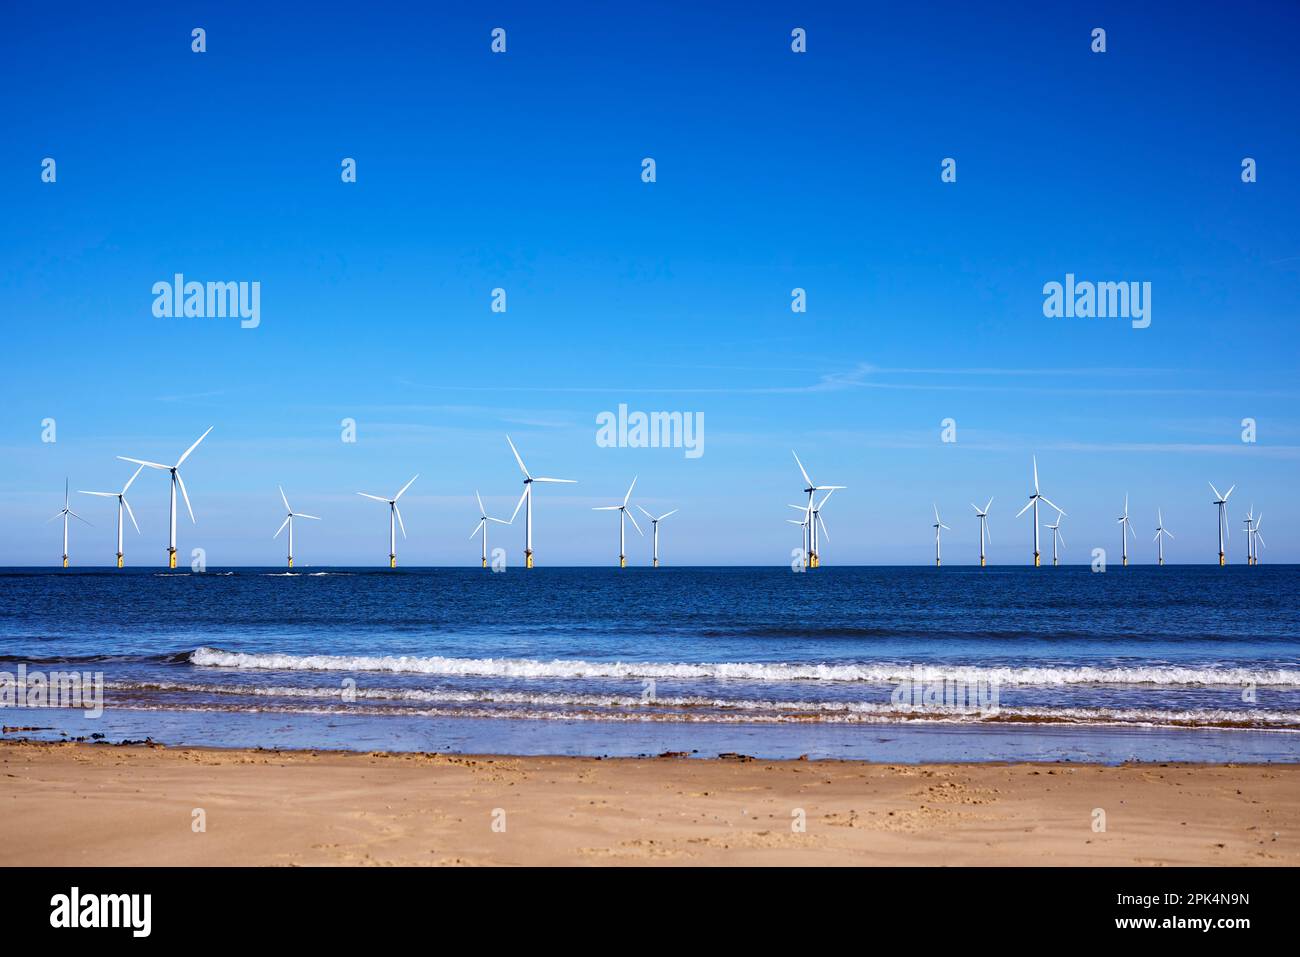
xmin=2 ymin=565 xmax=1297 ymax=762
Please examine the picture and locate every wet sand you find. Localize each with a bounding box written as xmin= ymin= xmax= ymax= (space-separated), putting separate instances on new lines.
xmin=0 ymin=741 xmax=1295 ymax=866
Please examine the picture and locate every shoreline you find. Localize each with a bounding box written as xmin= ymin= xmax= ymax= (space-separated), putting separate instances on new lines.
xmin=2 ymin=740 xmax=1296 ymax=866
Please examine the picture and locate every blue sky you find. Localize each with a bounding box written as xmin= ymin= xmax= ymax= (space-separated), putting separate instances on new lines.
xmin=1 ymin=1 xmax=1297 ymax=566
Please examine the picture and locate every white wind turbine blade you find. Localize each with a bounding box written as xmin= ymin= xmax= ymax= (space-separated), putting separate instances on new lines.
xmin=79 ymin=491 xmax=117 ymax=497
xmin=1032 ymin=456 xmax=1039 ymax=493
xmin=637 ymin=505 xmax=655 ymax=520
xmin=985 ymin=519 xmax=992 ymax=544
xmin=818 ymin=513 xmax=829 ymax=541
xmin=786 ymin=519 xmax=804 ymax=526
xmin=627 ymin=509 xmax=643 ymax=536
xmin=123 ymin=496 xmax=140 ymax=534
xmin=788 ymin=503 xmax=809 ymax=512
xmin=47 ymin=511 xmax=63 ymax=523
xmin=509 ymin=488 xmax=528 ymax=523
xmin=357 ymin=492 xmax=389 ymax=502
xmin=122 ymin=465 xmax=145 ymax=494
xmin=279 ymin=485 xmax=291 ymax=512
xmin=939 ymin=522 xmax=951 ymax=531
xmin=118 ymin=456 xmax=170 ymax=471
xmin=1223 ymin=484 xmax=1236 ymax=501
xmin=1208 ymin=481 xmax=1222 ymax=501
xmin=175 ymin=426 xmax=214 ymax=467
xmin=1038 ymin=496 xmax=1064 ymax=515
xmin=593 ymin=505 xmax=621 ymax=511
xmin=792 ymin=451 xmax=813 ymax=487
xmin=1166 ymin=528 xmax=1174 ymax=539
xmin=984 ymin=497 xmax=993 ymax=514
xmin=68 ymin=510 xmax=92 ymax=526
xmin=469 ymin=519 xmax=485 ymax=539
xmin=296 ymin=513 xmax=321 ymax=521
xmin=623 ymin=476 xmax=637 ymax=506
xmin=176 ymin=472 xmax=196 ymax=523
xmin=1057 ymin=529 xmax=1065 ymax=548
xmin=1255 ymin=531 xmax=1266 ymax=549
xmin=933 ymin=504 xmax=940 ymax=523
xmin=475 ymin=491 xmax=486 ymax=516
xmin=1123 ymin=494 xmax=1129 ymax=517
xmin=274 ymin=517 xmax=290 ymax=538
xmin=487 ymin=517 xmax=511 ymax=525
xmin=532 ymin=477 xmax=576 ymax=484
xmin=393 ymin=474 xmax=419 ymax=501
xmin=816 ymin=489 xmax=836 ymax=509
xmin=394 ymin=504 xmax=407 ymax=539
xmin=657 ymin=509 xmax=678 ymax=522
xmin=505 ymin=435 xmax=531 ymax=479
xmin=970 ymin=502 xmax=982 ymax=515
xmin=1015 ymin=498 xmax=1034 ymax=518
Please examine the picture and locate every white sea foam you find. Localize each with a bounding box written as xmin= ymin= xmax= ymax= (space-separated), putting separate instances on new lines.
xmin=187 ymin=647 xmax=1300 ymax=687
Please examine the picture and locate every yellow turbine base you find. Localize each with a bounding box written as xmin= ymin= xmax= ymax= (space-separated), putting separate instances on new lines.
xmin=1158 ymin=558 xmax=1164 ymax=566
xmin=936 ymin=559 xmax=941 ymax=567
xmin=980 ymin=556 xmax=986 ymax=567
xmin=1122 ymin=557 xmax=1128 ymax=567
xmin=169 ymin=550 xmax=177 ymax=569
xmin=619 ymin=555 xmax=626 ymax=568
xmin=525 ymin=551 xmax=534 ymax=569
xmin=653 ymin=558 xmax=659 ymax=568
xmin=809 ymin=552 xmax=820 ymax=569
xmin=1219 ymin=553 xmax=1225 ymax=567
xmin=288 ymin=556 xmax=293 ymax=569
xmin=481 ymin=557 xmax=487 ymax=568
xmin=1034 ymin=553 xmax=1040 ymax=567
xmin=117 ymin=554 xmax=124 ymax=568
xmin=389 ymin=555 xmax=396 ymax=568
xmin=62 ymin=556 xmax=69 ymax=568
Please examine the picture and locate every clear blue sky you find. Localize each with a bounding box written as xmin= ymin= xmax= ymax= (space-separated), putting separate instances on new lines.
xmin=1 ymin=1 xmax=1297 ymax=566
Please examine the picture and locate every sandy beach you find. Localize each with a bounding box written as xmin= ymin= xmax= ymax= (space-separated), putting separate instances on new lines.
xmin=0 ymin=740 xmax=1295 ymax=866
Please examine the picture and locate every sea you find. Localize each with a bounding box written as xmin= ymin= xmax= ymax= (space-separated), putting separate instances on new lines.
xmin=1 ymin=565 xmax=1297 ymax=763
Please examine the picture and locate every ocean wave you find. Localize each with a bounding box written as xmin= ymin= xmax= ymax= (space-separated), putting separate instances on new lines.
xmin=187 ymin=647 xmax=1300 ymax=687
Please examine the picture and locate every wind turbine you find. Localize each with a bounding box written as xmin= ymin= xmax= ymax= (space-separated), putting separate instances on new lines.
xmin=931 ymin=505 xmax=951 ymax=566
xmin=79 ymin=466 xmax=143 ymax=567
xmin=506 ymin=436 xmax=575 ymax=568
xmin=637 ymin=505 xmax=678 ymax=568
xmin=1243 ymin=507 xmax=1256 ymax=566
xmin=1045 ymin=510 xmax=1064 ymax=566
xmin=971 ymin=498 xmax=993 ymax=567
xmin=118 ymin=426 xmax=213 ymax=568
xmin=1015 ymin=456 xmax=1064 ymax=567
xmin=792 ymin=452 xmax=844 ymax=568
xmin=1209 ymin=482 xmax=1235 ymax=566
xmin=274 ymin=486 xmax=320 ymax=569
xmin=49 ymin=478 xmax=91 ymax=567
xmin=787 ymin=511 xmax=810 ymax=569
xmin=1252 ymin=513 xmax=1266 ymax=564
xmin=1117 ymin=494 xmax=1137 ymax=566
xmin=1154 ymin=509 xmax=1173 ymax=566
xmin=593 ymin=477 xmax=642 ymax=567
xmin=470 ymin=491 xmax=511 ymax=568
xmin=357 ymin=475 xmax=417 ymax=568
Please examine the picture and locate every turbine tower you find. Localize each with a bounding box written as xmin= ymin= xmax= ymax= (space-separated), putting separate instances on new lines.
xmin=593 ymin=477 xmax=642 ymax=567
xmin=118 ymin=426 xmax=213 ymax=568
xmin=971 ymin=498 xmax=993 ymax=567
xmin=791 ymin=452 xmax=844 ymax=568
xmin=1209 ymin=482 xmax=1235 ymax=566
xmin=1045 ymin=510 xmax=1064 ymax=566
xmin=637 ymin=505 xmax=678 ymax=568
xmin=931 ymin=504 xmax=951 ymax=567
xmin=49 ymin=478 xmax=91 ymax=567
xmin=274 ymin=486 xmax=320 ymax=569
xmin=506 ymin=436 xmax=575 ymax=568
xmin=787 ymin=512 xmax=810 ymax=569
xmin=1015 ymin=456 xmax=1064 ymax=567
xmin=1252 ymin=513 xmax=1266 ymax=564
xmin=1243 ymin=507 xmax=1256 ymax=566
xmin=79 ymin=466 xmax=143 ymax=567
xmin=469 ymin=491 xmax=511 ymax=568
xmin=1117 ymin=494 xmax=1136 ymax=566
xmin=1154 ymin=509 xmax=1173 ymax=566
xmin=357 ymin=475 xmax=417 ymax=568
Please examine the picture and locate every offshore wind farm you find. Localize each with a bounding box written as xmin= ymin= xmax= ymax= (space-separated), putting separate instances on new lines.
xmin=2 ymin=1 xmax=1297 ymax=882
